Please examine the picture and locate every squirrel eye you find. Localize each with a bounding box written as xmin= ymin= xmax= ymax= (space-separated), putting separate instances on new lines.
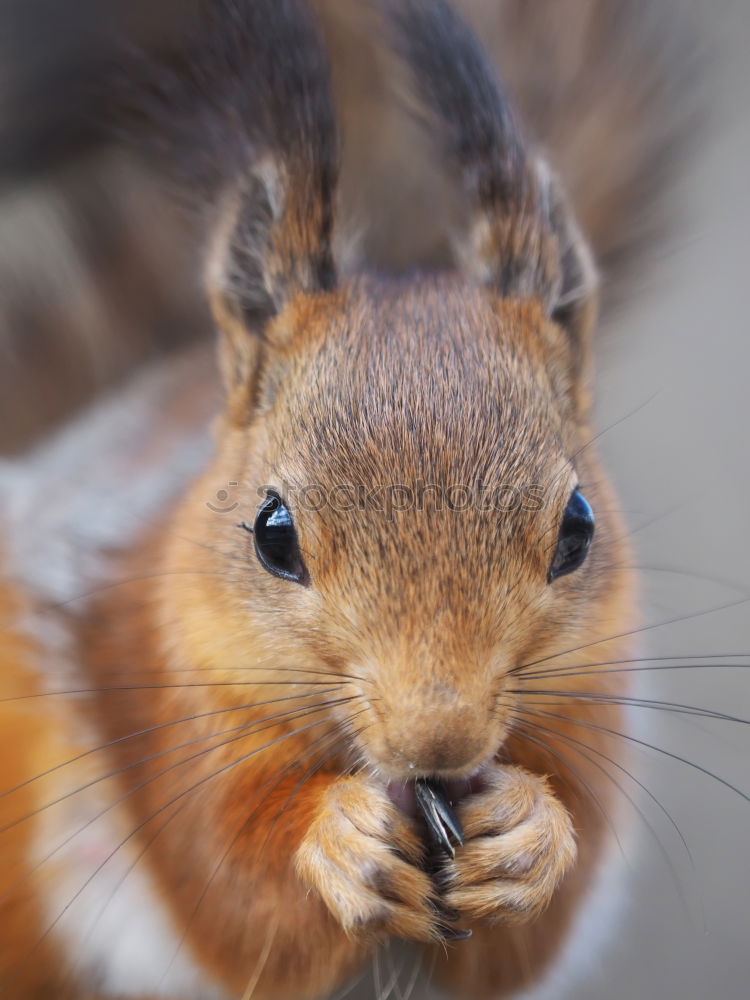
xmin=548 ymin=490 xmax=595 ymax=583
xmin=253 ymin=494 xmax=308 ymax=585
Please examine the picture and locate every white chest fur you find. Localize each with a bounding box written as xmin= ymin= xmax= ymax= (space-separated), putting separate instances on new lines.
xmin=34 ymin=793 xmax=227 ymax=999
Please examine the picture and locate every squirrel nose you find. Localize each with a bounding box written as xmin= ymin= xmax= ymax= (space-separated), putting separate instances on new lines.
xmin=366 ymin=670 xmax=502 ymax=779
xmin=382 ymin=706 xmax=492 ymax=777
xmin=392 ymin=733 xmax=482 ymax=775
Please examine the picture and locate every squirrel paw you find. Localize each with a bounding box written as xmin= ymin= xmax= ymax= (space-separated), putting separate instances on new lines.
xmin=295 ymin=775 xmax=442 ymax=942
xmin=442 ymin=764 xmax=577 ymax=923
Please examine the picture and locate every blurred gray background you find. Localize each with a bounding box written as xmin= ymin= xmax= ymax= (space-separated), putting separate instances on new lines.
xmin=582 ymin=0 xmax=750 ymax=993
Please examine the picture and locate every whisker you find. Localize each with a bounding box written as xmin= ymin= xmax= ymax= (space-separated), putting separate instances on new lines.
xmin=89 ymin=663 xmax=372 ymax=685
xmin=629 ymin=500 xmax=689 ymax=537
xmin=239 ymin=910 xmax=280 ymax=1000
xmin=509 ymin=596 xmax=750 ymax=677
xmin=74 ymin=722 xmax=364 ymax=992
xmin=63 ymin=795 xmax=193 ymax=992
xmin=508 ymin=721 xmax=629 ymax=862
xmin=517 ymin=706 xmax=750 ymax=803
xmin=326 ymin=964 xmax=369 ymax=1000
xmin=0 ymin=696 xmax=361 ymax=904
xmin=158 ymin=716 xmax=367 ymax=983
xmin=0 ymin=679 xmax=353 ymax=705
xmin=515 ymin=710 xmax=694 ymax=866
xmin=513 ymin=715 xmax=697 ymax=917
xmin=0 ymin=569 xmax=260 ymax=633
xmin=1 ymin=712 xmax=339 ymax=989
xmin=259 ymin=718 xmax=370 ymax=855
xmin=612 ymin=563 xmax=747 ymax=596
xmin=543 ymin=391 xmax=660 ymax=498
xmin=512 ymin=690 xmax=750 ymax=727
xmin=378 ymin=940 xmax=409 ymax=1000
xmin=373 ymin=946 xmax=383 ymax=1000
xmin=521 ymin=653 xmax=750 ymax=682
xmin=395 ymin=944 xmax=423 ymax=1000
xmin=0 ymin=687 xmax=346 ymax=805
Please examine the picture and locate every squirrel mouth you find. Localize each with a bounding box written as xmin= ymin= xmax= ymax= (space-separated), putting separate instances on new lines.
xmin=387 ymin=770 xmax=486 ymax=822
xmin=388 ymin=773 xmax=486 ymax=861
xmin=386 ymin=774 xmax=487 ymax=941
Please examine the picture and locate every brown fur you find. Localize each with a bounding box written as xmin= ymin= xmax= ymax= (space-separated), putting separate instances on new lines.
xmin=0 ymin=0 xmax=682 ymax=996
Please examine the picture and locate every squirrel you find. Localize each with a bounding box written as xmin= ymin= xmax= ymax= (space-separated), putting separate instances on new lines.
xmin=0 ymin=0 xmax=692 ymax=997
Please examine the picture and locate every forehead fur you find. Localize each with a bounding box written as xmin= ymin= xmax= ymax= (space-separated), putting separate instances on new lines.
xmin=264 ymin=277 xmax=574 ymax=489
xmin=247 ymin=278 xmax=580 ymax=625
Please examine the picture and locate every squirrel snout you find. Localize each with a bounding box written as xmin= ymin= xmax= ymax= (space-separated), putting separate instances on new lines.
xmin=369 ymin=698 xmax=499 ymax=779
xmin=390 ymin=733 xmax=486 ymax=777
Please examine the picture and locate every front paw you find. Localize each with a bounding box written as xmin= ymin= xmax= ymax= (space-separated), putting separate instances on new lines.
xmin=443 ymin=765 xmax=577 ymax=923
xmin=295 ymin=775 xmax=442 ymax=942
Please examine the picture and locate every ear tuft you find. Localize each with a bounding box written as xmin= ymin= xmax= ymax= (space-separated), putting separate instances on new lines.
xmin=545 ymin=168 xmax=599 ymax=373
xmin=384 ymin=0 xmax=598 ymax=373
xmin=187 ymin=0 xmax=340 ymax=409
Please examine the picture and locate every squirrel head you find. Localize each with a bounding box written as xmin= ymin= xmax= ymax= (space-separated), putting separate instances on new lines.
xmin=158 ymin=0 xmax=629 ymax=783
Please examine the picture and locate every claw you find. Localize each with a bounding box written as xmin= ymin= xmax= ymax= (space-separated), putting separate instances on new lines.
xmin=414 ymin=778 xmax=465 ymax=858
xmin=441 ymin=924 xmax=473 ymax=941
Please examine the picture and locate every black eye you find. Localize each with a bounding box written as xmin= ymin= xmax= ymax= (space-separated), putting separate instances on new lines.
xmin=548 ymin=490 xmax=595 ymax=583
xmin=252 ymin=494 xmax=308 ymax=584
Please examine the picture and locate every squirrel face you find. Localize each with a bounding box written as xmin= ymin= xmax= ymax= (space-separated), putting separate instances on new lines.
xmin=162 ymin=276 xmax=612 ymax=783
xmin=147 ymin=0 xmax=625 ymax=788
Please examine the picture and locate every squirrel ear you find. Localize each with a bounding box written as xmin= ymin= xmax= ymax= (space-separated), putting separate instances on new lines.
xmin=385 ymin=0 xmax=597 ymax=373
xmin=167 ymin=0 xmax=339 ymax=422
xmin=208 ymin=3 xmax=338 ymax=422
xmin=543 ymin=169 xmax=599 ymax=378
xmin=208 ymin=150 xmax=338 ymax=423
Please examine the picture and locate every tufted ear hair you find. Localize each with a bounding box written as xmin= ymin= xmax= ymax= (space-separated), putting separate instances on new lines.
xmin=91 ymin=0 xmax=339 ymax=420
xmin=199 ymin=0 xmax=340 ymax=419
xmin=383 ymin=0 xmax=597 ymax=374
